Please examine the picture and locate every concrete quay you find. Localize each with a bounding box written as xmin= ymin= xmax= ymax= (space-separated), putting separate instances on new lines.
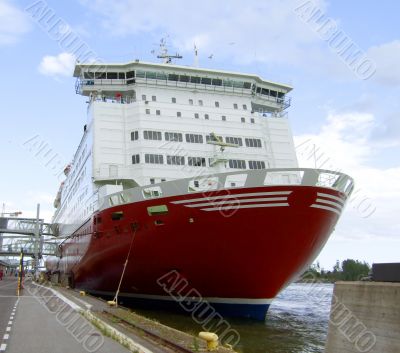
xmin=0 ymin=277 xmax=131 ymax=353
xmin=325 ymin=281 xmax=400 ymax=353
xmin=0 ymin=277 xmax=233 ymax=353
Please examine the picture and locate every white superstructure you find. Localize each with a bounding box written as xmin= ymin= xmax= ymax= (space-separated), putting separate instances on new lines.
xmin=53 ymin=59 xmax=298 ymax=236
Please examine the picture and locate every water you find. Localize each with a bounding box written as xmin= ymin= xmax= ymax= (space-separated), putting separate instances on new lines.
xmin=134 ymin=283 xmax=334 ymax=353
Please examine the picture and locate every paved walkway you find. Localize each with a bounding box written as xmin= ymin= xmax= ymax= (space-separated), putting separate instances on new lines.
xmin=1 ymin=280 xmax=130 ymax=353
xmin=0 ymin=276 xmax=19 ymax=352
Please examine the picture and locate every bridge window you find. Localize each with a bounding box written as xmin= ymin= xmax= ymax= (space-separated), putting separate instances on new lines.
xmin=233 ymin=103 xmax=238 ymax=109
xmin=198 ymin=100 xmax=203 ymax=106
xmin=84 ymin=72 xmax=94 ymax=79
xmin=212 ymin=78 xmax=222 ymax=86
xmin=118 ymin=72 xmax=125 ymax=79
xmin=168 ymin=73 xmax=179 ymax=81
xmin=215 ymin=101 xmax=219 ymax=107
xmin=191 ymin=76 xmax=201 ymax=84
xmin=95 ymin=72 xmax=106 ymax=79
xmin=107 ymin=72 xmax=118 ymax=79
xmin=126 ymin=71 xmax=135 ymax=79
xmin=157 ymin=72 xmax=167 ymax=80
xmin=204 ymin=114 xmax=209 ymax=120
xmin=172 ymin=97 xmax=176 ymax=103
xmin=146 ymin=72 xmax=157 ymax=79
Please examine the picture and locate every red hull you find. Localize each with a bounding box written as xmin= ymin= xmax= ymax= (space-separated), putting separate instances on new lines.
xmin=55 ymin=185 xmax=345 ymax=310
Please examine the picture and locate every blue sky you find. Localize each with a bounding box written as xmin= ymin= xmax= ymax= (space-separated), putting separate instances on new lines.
xmin=0 ymin=0 xmax=399 ymax=269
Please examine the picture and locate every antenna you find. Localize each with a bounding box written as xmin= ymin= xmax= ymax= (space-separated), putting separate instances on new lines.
xmin=194 ymin=43 xmax=199 ymax=67
xmin=156 ymin=37 xmax=182 ymax=64
xmin=206 ymin=132 xmax=238 ymax=152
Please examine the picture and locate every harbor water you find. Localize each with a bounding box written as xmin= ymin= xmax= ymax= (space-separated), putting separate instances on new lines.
xmin=135 ymin=283 xmax=334 ymax=353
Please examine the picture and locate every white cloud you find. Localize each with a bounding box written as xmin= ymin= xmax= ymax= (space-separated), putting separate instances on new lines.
xmin=294 ymin=111 xmax=400 ymax=266
xmin=78 ymin=0 xmax=400 ymax=87
xmin=0 ymin=0 xmax=31 ymax=45
xmin=295 ymin=111 xmax=400 ymax=205
xmin=367 ymin=40 xmax=400 ymax=87
xmin=79 ymin=0 xmax=329 ymax=67
xmin=38 ymin=52 xmax=76 ymax=77
xmin=295 ymin=112 xmax=375 ymax=170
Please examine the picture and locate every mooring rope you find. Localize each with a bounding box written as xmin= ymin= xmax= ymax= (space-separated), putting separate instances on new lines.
xmin=112 ymin=224 xmax=138 ymax=306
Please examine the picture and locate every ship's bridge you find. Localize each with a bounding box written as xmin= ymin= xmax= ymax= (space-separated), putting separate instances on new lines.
xmin=74 ymin=61 xmax=292 ymax=113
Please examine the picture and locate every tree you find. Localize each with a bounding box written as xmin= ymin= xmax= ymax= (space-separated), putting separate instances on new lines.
xmin=341 ymin=259 xmax=370 ymax=281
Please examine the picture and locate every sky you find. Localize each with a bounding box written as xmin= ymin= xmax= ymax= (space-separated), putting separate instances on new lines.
xmin=0 ymin=0 xmax=399 ymax=270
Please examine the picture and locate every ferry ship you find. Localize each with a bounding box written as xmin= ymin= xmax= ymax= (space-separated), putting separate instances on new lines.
xmin=47 ymin=48 xmax=353 ymax=320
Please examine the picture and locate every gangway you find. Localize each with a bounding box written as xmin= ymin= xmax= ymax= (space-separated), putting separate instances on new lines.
xmin=0 ymin=204 xmax=58 ymax=270
xmin=0 ymin=217 xmax=53 ymax=236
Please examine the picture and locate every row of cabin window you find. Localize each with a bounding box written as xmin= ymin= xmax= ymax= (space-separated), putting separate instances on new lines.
xmin=132 ymin=131 xmax=262 ymax=148
xmin=142 ymin=94 xmax=248 ymax=110
xmin=132 ymin=154 xmax=266 ymax=169
xmin=144 ymin=109 xmax=255 ymax=123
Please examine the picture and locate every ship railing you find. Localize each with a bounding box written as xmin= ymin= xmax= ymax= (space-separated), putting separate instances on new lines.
xmin=253 ymin=94 xmax=291 ymax=109
xmin=98 ymin=168 xmax=354 ymax=211
xmin=253 ymin=111 xmax=289 ymax=119
xmin=76 ymin=76 xmax=290 ymax=109
xmin=88 ymin=95 xmax=136 ymax=105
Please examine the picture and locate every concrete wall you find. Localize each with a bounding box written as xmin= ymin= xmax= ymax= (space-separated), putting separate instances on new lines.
xmin=325 ymin=281 xmax=400 ymax=353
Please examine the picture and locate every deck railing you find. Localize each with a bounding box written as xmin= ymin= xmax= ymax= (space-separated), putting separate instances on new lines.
xmin=75 ymin=77 xmax=291 ymax=110
xmin=98 ymin=168 xmax=354 ymax=211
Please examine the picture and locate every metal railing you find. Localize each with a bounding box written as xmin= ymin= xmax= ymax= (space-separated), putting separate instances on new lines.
xmin=0 ymin=239 xmax=58 ymax=257
xmin=98 ymin=168 xmax=354 ymax=211
xmin=75 ymin=76 xmax=291 ymax=110
xmin=0 ymin=217 xmax=53 ymax=236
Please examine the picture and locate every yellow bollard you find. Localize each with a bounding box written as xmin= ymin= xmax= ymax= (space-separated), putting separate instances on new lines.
xmin=198 ymin=332 xmax=219 ymax=351
xmin=79 ymin=291 xmax=86 ymax=296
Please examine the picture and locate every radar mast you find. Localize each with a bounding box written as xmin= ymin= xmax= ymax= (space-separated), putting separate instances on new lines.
xmin=156 ymin=37 xmax=182 ymax=64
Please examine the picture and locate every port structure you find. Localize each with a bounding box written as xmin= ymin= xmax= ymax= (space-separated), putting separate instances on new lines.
xmin=0 ymin=204 xmax=57 ymax=271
